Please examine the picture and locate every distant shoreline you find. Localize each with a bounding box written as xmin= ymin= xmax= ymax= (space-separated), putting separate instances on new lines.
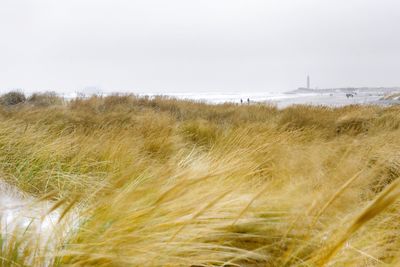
xmin=286 ymin=87 xmax=400 ymax=94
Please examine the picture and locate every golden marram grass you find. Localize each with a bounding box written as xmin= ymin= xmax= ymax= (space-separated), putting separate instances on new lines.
xmin=0 ymin=94 xmax=400 ymax=266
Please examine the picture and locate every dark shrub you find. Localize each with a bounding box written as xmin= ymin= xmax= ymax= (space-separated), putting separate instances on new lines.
xmin=0 ymin=91 xmax=26 ymax=106
xmin=28 ymin=91 xmax=62 ymax=107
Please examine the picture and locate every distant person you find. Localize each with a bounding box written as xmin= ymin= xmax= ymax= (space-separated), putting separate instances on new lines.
xmin=240 ymin=99 xmax=243 ymax=104
xmin=247 ymin=98 xmax=250 ymax=104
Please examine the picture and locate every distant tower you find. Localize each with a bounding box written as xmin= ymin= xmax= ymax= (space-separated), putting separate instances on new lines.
xmin=307 ymin=75 xmax=310 ymax=89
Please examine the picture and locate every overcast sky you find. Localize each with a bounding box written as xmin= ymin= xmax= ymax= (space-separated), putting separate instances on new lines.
xmin=1 ymin=0 xmax=400 ymax=93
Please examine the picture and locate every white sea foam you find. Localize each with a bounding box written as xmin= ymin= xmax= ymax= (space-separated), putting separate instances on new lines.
xmin=0 ymin=180 xmax=74 ymax=264
xmin=0 ymin=181 xmax=58 ymax=235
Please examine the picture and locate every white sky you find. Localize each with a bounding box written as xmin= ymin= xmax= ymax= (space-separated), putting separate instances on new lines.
xmin=1 ymin=0 xmax=400 ymax=93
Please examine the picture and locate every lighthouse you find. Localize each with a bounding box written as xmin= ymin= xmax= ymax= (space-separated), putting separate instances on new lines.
xmin=307 ymin=75 xmax=310 ymax=89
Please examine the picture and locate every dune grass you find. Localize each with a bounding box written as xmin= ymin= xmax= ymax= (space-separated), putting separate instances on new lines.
xmin=1 ymin=94 xmax=400 ymax=266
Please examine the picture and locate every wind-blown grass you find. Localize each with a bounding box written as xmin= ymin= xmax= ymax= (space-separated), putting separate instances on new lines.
xmin=1 ymin=94 xmax=400 ymax=266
